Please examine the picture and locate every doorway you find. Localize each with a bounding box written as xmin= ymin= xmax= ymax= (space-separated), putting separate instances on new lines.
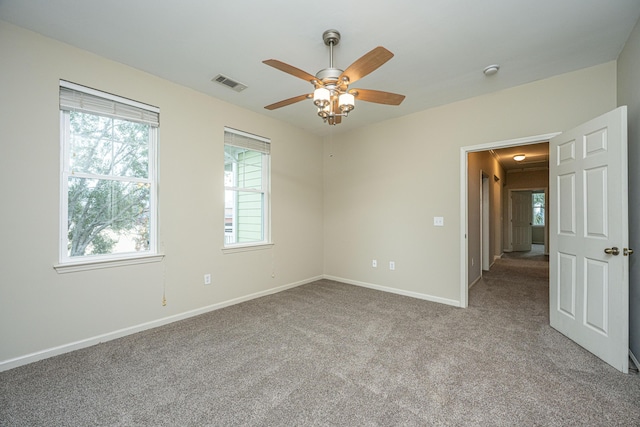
xmin=459 ymin=132 xmax=558 ymax=308
xmin=462 ymin=109 xmax=630 ymax=373
xmin=507 ymin=188 xmax=548 ymax=254
xmin=510 ymin=190 xmax=533 ymax=252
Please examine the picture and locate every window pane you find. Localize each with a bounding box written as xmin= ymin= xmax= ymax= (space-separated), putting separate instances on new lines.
xmin=224 ymin=130 xmax=269 ymax=248
xmin=67 ymin=177 xmax=150 ymax=257
xmin=224 ymin=145 xmax=262 ymax=190
xmin=224 ymin=190 xmax=264 ymax=245
xmin=532 ymin=193 xmax=545 ymax=226
xmin=69 ymin=111 xmax=149 ymax=179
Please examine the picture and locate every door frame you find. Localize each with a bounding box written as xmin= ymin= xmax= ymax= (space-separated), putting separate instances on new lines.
xmin=459 ymin=132 xmax=559 ymax=308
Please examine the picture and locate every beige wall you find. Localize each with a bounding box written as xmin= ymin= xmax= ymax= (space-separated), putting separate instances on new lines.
xmin=323 ymin=61 xmax=616 ymax=304
xmin=618 ymin=16 xmax=640 ymax=362
xmin=467 ymin=151 xmax=505 ymax=285
xmin=0 ymin=21 xmax=324 ymax=366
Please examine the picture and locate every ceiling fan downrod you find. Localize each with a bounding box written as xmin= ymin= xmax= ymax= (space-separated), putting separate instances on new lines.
xmin=323 ymin=29 xmax=340 ymax=69
xmin=314 ymin=30 xmax=354 ymax=125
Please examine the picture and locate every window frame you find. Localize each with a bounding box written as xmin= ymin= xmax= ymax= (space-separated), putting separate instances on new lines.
xmin=55 ymin=81 xmax=161 ymax=272
xmin=223 ymin=127 xmax=271 ymax=251
xmin=532 ymin=191 xmax=545 ymax=227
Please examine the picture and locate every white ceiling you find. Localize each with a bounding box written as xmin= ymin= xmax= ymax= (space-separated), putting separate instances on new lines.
xmin=2 ymin=0 xmax=639 ymax=136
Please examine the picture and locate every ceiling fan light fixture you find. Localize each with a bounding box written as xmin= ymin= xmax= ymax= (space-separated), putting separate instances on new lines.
xmin=339 ymin=92 xmax=355 ymax=112
xmin=313 ymin=87 xmax=330 ymax=107
xmin=513 ymin=154 xmax=526 ymax=162
xmin=318 ymin=103 xmax=331 ymax=119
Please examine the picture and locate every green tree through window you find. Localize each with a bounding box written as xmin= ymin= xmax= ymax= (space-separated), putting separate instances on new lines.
xmin=532 ymin=192 xmax=545 ymax=226
xmin=60 ymin=82 xmax=158 ymax=262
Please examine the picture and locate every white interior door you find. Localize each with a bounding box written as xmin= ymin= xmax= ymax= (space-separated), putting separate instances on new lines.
xmin=550 ymin=106 xmax=629 ymax=373
xmin=511 ymin=191 xmax=532 ymax=251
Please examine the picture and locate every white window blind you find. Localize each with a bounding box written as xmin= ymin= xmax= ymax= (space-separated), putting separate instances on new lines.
xmin=59 ymin=80 xmax=159 ymax=127
xmin=224 ymin=127 xmax=270 ymax=154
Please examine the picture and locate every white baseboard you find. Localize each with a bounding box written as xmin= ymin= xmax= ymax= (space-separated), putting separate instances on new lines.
xmin=0 ymin=275 xmax=322 ymax=372
xmin=322 ymin=275 xmax=461 ymax=307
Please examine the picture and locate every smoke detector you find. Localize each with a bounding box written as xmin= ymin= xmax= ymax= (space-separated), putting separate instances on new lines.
xmin=483 ymin=64 xmax=500 ymax=76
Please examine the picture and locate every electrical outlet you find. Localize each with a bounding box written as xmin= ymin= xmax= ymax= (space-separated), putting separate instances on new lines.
xmin=389 ymin=261 xmax=395 ymax=270
xmin=372 ymin=259 xmax=377 ymax=268
xmin=434 ymin=216 xmax=444 ymax=226
xmin=204 ymin=274 xmax=211 ymax=285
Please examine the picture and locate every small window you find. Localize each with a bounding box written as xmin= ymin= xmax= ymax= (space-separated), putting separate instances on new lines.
xmin=532 ymin=192 xmax=545 ymax=226
xmin=59 ymin=81 xmax=159 ymax=264
xmin=224 ymin=128 xmax=270 ymax=247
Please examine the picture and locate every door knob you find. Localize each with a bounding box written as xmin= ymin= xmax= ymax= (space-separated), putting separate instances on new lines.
xmin=604 ymin=247 xmax=620 ymax=255
xmin=624 ymin=248 xmax=634 ymax=256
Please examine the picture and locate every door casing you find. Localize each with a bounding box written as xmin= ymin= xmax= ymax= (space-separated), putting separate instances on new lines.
xmin=460 ymin=133 xmax=559 ymax=308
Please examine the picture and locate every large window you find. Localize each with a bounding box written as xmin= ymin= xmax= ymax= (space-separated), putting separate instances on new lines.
xmin=59 ymin=81 xmax=159 ymax=264
xmin=532 ymin=192 xmax=545 ymax=226
xmin=224 ymin=128 xmax=270 ymax=247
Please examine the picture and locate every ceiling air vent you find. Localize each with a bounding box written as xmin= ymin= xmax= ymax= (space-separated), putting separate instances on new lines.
xmin=212 ymin=74 xmax=247 ymax=92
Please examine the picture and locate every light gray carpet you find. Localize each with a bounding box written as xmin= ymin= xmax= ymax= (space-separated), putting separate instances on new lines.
xmin=2 ymin=257 xmax=640 ymax=426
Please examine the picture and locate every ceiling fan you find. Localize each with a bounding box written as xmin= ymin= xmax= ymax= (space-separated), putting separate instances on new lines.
xmin=263 ymin=29 xmax=405 ymax=125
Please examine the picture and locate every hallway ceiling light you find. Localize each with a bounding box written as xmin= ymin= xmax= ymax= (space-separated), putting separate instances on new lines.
xmin=513 ymin=154 xmax=526 ymax=161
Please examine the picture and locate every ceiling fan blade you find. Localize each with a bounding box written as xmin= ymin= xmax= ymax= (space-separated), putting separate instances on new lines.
xmin=263 ymin=59 xmax=318 ymax=84
xmin=264 ymin=94 xmax=311 ymax=110
xmin=350 ymin=89 xmax=405 ymax=105
xmin=339 ymin=46 xmax=394 ymax=85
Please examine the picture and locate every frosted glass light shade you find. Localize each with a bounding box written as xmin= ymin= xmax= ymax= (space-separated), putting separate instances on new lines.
xmin=313 ymin=88 xmax=330 ymax=107
xmin=339 ymin=93 xmax=355 ymax=112
xmin=317 ymin=105 xmax=330 ymax=118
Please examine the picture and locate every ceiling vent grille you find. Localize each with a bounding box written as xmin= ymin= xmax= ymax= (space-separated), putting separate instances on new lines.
xmin=212 ymin=74 xmax=247 ymax=92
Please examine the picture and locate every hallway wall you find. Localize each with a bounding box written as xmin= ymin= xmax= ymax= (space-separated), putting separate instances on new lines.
xmin=467 ymin=151 xmax=505 ymax=286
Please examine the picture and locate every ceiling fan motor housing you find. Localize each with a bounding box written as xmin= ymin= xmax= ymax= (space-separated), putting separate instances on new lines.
xmin=315 ymin=68 xmax=343 ymax=85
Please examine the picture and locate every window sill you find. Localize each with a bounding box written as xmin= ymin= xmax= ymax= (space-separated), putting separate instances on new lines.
xmin=54 ymin=254 xmax=165 ymax=274
xmin=222 ymin=243 xmax=274 ymax=254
